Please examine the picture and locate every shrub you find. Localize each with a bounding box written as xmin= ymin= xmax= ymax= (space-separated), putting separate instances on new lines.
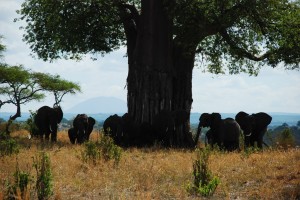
xmin=24 ymin=110 xmax=39 ymax=138
xmin=81 ymin=135 xmax=122 ymax=166
xmin=81 ymin=141 xmax=101 ymax=165
xmin=0 ymin=136 xmax=19 ymax=157
xmin=186 ymin=148 xmax=220 ymax=197
xmin=33 ymin=152 xmax=53 ymax=200
xmin=6 ymin=160 xmax=32 ymax=200
xmin=276 ymin=128 xmax=296 ymax=149
xmin=98 ymin=135 xmax=122 ymax=165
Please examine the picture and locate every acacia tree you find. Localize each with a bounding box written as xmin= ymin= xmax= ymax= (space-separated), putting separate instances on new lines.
xmin=17 ymin=0 xmax=300 ymax=147
xmin=34 ymin=73 xmax=81 ymax=106
xmin=0 ymin=64 xmax=81 ymax=135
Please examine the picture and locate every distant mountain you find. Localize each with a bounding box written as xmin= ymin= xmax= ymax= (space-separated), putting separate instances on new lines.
xmin=65 ymin=96 xmax=127 ymax=114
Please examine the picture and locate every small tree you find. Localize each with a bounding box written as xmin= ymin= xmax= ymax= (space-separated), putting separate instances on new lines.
xmin=0 ymin=64 xmax=45 ymax=136
xmin=0 ymin=63 xmax=81 ymax=136
xmin=34 ymin=73 xmax=81 ymax=105
xmin=276 ymin=128 xmax=296 ymax=149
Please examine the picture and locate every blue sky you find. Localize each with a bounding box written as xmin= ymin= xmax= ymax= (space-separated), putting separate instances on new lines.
xmin=1 ymin=0 xmax=300 ymax=114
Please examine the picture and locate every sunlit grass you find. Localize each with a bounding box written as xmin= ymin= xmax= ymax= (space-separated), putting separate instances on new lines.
xmin=0 ymin=130 xmax=299 ymax=199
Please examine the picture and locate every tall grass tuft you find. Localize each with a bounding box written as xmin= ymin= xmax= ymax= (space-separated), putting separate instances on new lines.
xmin=81 ymin=135 xmax=122 ymax=166
xmin=5 ymin=159 xmax=32 ymax=200
xmin=187 ymin=148 xmax=220 ymax=197
xmin=0 ymin=134 xmax=19 ymax=157
xmin=33 ymin=152 xmax=53 ymax=200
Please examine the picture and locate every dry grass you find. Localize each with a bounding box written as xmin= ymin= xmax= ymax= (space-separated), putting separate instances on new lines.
xmin=0 ymin=130 xmax=299 ymax=200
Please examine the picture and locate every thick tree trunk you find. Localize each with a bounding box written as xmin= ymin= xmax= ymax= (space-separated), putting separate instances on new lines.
xmin=127 ymin=0 xmax=173 ymax=123
xmin=125 ymin=0 xmax=196 ymax=147
xmin=172 ymin=44 xmax=196 ymax=147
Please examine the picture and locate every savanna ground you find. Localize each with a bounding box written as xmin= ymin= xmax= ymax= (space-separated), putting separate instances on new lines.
xmin=0 ymin=130 xmax=299 ymax=200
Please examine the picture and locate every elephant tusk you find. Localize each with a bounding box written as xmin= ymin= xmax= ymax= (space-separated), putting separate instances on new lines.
xmin=245 ymin=132 xmax=252 ymax=137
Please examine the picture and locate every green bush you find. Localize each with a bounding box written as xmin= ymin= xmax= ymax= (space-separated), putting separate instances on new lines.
xmin=276 ymin=128 xmax=296 ymax=149
xmin=98 ymin=135 xmax=122 ymax=165
xmin=81 ymin=135 xmax=122 ymax=166
xmin=81 ymin=141 xmax=101 ymax=165
xmin=33 ymin=152 xmax=53 ymax=200
xmin=0 ymin=136 xmax=19 ymax=157
xmin=24 ymin=110 xmax=39 ymax=137
xmin=6 ymin=160 xmax=32 ymax=200
xmin=187 ymin=148 xmax=220 ymax=197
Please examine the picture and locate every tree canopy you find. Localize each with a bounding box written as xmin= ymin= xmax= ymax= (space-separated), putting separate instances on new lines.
xmin=34 ymin=73 xmax=81 ymax=105
xmin=0 ymin=64 xmax=45 ymax=114
xmin=16 ymin=0 xmax=300 ymax=147
xmin=17 ymin=0 xmax=300 ymax=74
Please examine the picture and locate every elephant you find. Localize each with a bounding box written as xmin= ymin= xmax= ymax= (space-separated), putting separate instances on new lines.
xmin=235 ymin=111 xmax=272 ymax=148
xmin=197 ymin=113 xmax=241 ymax=151
xmin=34 ymin=105 xmax=63 ymax=142
xmin=103 ymin=114 xmax=123 ymax=145
xmin=68 ymin=114 xmax=96 ymax=144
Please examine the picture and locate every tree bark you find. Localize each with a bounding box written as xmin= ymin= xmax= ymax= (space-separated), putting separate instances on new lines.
xmin=127 ymin=0 xmax=173 ymax=123
xmin=172 ymin=43 xmax=196 ymax=147
xmin=125 ymin=0 xmax=196 ymax=147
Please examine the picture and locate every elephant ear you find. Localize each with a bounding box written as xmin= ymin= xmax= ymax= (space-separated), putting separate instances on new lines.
xmin=88 ymin=117 xmax=96 ymax=126
xmin=199 ymin=113 xmax=210 ymax=127
xmin=235 ymin=111 xmax=249 ymax=128
xmin=253 ymin=112 xmax=272 ymax=128
xmin=55 ymin=106 xmax=63 ymax=124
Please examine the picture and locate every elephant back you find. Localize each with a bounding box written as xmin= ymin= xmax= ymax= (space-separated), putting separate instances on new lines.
xmin=73 ymin=114 xmax=88 ymax=128
xmin=34 ymin=106 xmax=51 ymax=126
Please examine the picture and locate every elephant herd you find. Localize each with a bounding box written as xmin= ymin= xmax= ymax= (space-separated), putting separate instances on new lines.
xmin=33 ymin=105 xmax=96 ymax=144
xmin=197 ymin=112 xmax=272 ymax=150
xmin=33 ymin=105 xmax=272 ymax=150
xmin=102 ymin=110 xmax=190 ymax=147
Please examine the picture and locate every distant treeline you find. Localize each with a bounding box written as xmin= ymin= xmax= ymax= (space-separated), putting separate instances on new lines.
xmin=1 ymin=112 xmax=300 ymax=127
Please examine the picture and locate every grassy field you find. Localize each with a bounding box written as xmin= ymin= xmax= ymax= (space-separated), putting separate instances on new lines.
xmin=0 ymin=130 xmax=299 ymax=200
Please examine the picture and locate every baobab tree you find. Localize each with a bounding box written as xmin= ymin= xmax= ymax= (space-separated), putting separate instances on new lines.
xmin=17 ymin=0 xmax=300 ymax=147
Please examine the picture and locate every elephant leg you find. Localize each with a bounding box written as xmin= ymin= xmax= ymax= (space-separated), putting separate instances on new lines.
xmin=50 ymin=125 xmax=58 ymax=142
xmin=45 ymin=131 xmax=50 ymax=141
xmin=68 ymin=128 xmax=76 ymax=144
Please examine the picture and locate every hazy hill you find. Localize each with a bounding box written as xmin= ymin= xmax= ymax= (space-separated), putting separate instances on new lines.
xmin=65 ymin=96 xmax=127 ymax=114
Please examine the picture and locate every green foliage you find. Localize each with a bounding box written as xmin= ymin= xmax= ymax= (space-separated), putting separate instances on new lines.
xmin=6 ymin=160 xmax=33 ymax=200
xmin=33 ymin=152 xmax=53 ymax=200
xmin=98 ymin=135 xmax=122 ymax=165
xmin=16 ymin=0 xmax=124 ymax=61
xmin=17 ymin=0 xmax=300 ymax=73
xmin=187 ymin=148 xmax=220 ymax=197
xmin=34 ymin=73 xmax=81 ymax=105
xmin=81 ymin=135 xmax=122 ymax=166
xmin=240 ymin=145 xmax=261 ymax=160
xmin=24 ymin=110 xmax=39 ymax=137
xmin=0 ymin=136 xmax=19 ymax=157
xmin=81 ymin=141 xmax=101 ymax=165
xmin=275 ymin=128 xmax=296 ymax=149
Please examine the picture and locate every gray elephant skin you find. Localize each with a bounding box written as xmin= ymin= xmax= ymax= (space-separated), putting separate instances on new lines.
xmin=68 ymin=114 xmax=96 ymax=144
xmin=34 ymin=105 xmax=63 ymax=142
xmin=103 ymin=114 xmax=124 ymax=145
xmin=197 ymin=113 xmax=241 ymax=151
xmin=235 ymin=111 xmax=272 ymax=148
